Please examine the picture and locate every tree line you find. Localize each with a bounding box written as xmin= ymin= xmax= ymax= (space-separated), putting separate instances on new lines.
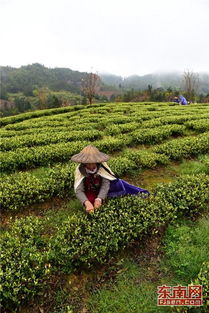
xmin=1 ymin=64 xmax=209 ymax=116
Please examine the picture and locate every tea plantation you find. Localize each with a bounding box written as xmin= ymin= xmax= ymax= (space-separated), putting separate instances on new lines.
xmin=0 ymin=102 xmax=209 ymax=312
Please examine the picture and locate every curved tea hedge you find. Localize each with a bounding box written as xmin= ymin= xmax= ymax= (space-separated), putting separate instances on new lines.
xmin=0 ymin=103 xmax=106 ymax=126
xmin=1 ymin=126 xmax=208 ymax=174
xmin=131 ymin=124 xmax=186 ymax=145
xmin=0 ymin=129 xmax=102 ymax=151
xmin=0 ymin=141 xmax=87 ymax=173
xmin=0 ymin=162 xmax=76 ymax=211
xmin=153 ymin=132 xmax=209 ymax=159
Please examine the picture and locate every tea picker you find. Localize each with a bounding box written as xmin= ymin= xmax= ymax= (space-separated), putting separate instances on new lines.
xmin=71 ymin=145 xmax=150 ymax=213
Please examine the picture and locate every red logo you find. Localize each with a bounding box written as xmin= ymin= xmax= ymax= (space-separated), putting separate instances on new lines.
xmin=157 ymin=285 xmax=203 ymax=306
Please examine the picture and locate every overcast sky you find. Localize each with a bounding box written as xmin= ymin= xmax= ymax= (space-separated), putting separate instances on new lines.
xmin=0 ymin=0 xmax=208 ymax=76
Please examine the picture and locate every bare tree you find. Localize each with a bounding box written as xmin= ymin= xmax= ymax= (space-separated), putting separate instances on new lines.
xmin=81 ymin=72 xmax=101 ymax=104
xmin=183 ymin=70 xmax=199 ymax=102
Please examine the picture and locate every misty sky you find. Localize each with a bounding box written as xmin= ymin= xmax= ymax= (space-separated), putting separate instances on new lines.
xmin=0 ymin=0 xmax=208 ymax=76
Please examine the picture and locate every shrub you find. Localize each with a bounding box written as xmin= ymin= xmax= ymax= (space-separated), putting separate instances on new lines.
xmin=0 ymin=217 xmax=51 ymax=310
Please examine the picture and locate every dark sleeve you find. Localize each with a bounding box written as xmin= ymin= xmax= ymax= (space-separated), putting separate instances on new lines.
xmin=97 ymin=177 xmax=110 ymax=200
xmin=75 ymin=179 xmax=88 ymax=205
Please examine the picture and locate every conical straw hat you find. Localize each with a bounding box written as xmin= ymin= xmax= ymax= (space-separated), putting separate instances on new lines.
xmin=71 ymin=145 xmax=110 ymax=163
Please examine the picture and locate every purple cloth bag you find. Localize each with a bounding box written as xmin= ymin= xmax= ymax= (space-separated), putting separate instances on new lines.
xmin=107 ymin=178 xmax=150 ymax=198
xmin=100 ymin=164 xmax=150 ymax=199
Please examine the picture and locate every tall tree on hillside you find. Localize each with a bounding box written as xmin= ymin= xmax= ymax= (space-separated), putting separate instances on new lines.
xmin=33 ymin=87 xmax=51 ymax=109
xmin=183 ymin=70 xmax=199 ymax=102
xmin=81 ymin=72 xmax=101 ymax=104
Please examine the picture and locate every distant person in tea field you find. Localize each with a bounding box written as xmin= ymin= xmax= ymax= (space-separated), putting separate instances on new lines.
xmin=173 ymin=95 xmax=188 ymax=105
xmin=71 ymin=145 xmax=150 ymax=213
xmin=178 ymin=95 xmax=188 ymax=105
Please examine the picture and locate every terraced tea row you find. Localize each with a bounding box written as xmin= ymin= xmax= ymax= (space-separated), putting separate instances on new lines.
xmin=0 ymin=125 xmax=193 ymax=172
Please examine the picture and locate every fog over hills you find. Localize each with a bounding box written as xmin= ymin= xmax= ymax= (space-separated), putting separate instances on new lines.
xmin=99 ymin=71 xmax=209 ymax=94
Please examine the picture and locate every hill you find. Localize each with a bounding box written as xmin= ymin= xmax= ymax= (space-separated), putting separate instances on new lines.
xmin=1 ymin=64 xmax=209 ymax=98
xmin=0 ymin=63 xmax=87 ymax=96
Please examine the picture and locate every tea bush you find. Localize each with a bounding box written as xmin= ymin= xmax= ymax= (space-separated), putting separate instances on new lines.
xmin=0 ymin=162 xmax=76 ymax=211
xmin=0 ymin=141 xmax=87 ymax=173
xmin=153 ymin=132 xmax=209 ymax=159
xmin=0 ymin=129 xmax=102 ymax=151
xmin=123 ymin=149 xmax=169 ymax=168
xmin=131 ymin=124 xmax=186 ymax=145
xmin=0 ymin=217 xmax=51 ymax=310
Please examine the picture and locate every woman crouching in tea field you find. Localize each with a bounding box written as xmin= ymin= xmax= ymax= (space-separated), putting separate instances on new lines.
xmin=71 ymin=145 xmax=150 ymax=213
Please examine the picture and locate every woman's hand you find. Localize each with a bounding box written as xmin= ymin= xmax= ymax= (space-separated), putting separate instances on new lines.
xmin=94 ymin=198 xmax=102 ymax=209
xmin=84 ymin=200 xmax=94 ymax=213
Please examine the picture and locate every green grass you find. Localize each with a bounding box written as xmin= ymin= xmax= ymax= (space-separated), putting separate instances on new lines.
xmin=160 ymin=216 xmax=209 ymax=285
xmin=177 ymin=155 xmax=209 ymax=175
xmin=87 ymin=216 xmax=209 ymax=313
xmin=88 ymin=259 xmax=168 ymax=313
